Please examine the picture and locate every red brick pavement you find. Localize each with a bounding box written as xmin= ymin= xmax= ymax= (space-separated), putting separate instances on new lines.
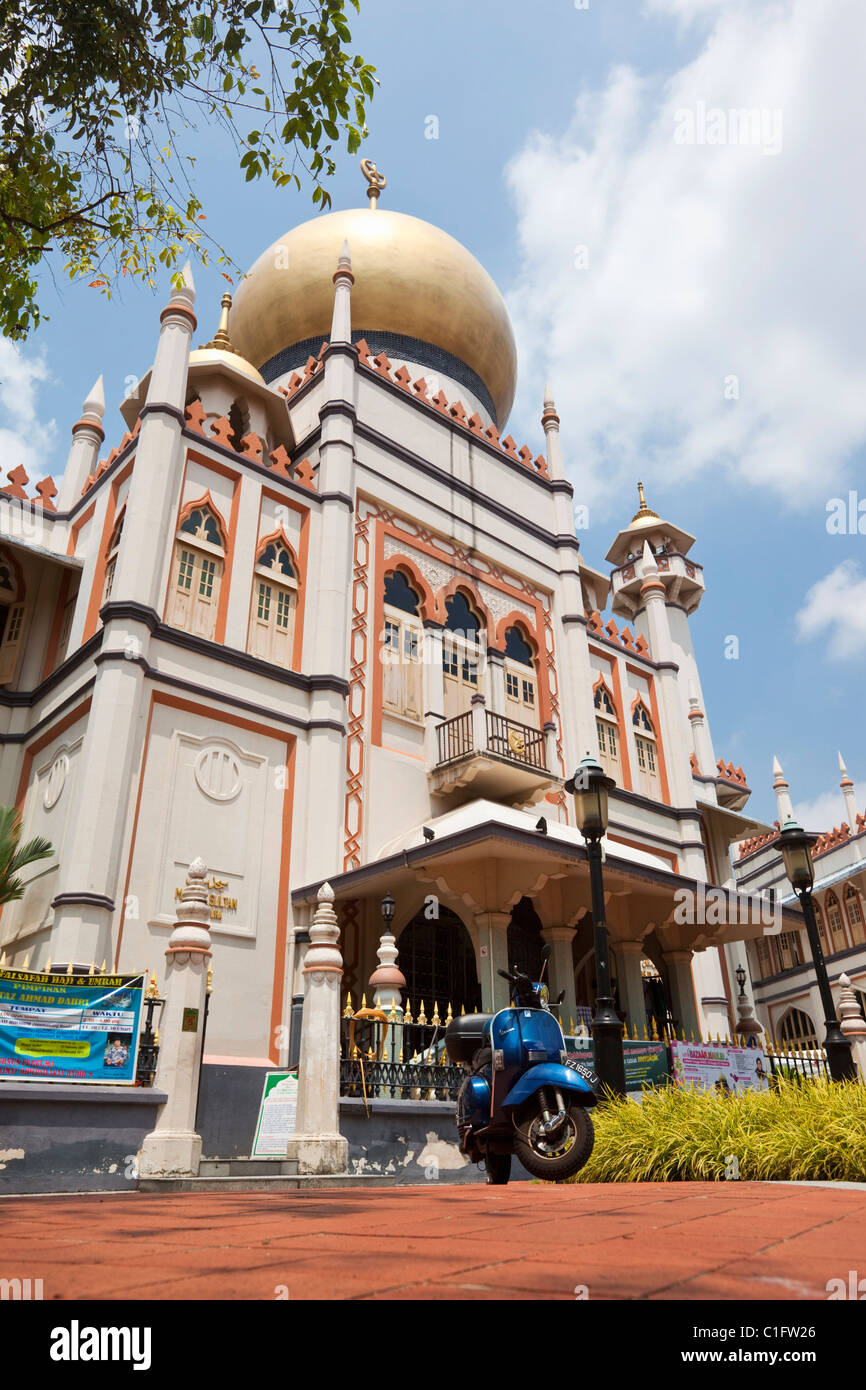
xmin=2 ymin=1182 xmax=863 ymax=1301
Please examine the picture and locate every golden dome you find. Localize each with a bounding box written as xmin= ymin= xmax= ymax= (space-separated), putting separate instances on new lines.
xmin=230 ymin=207 xmax=517 ymax=424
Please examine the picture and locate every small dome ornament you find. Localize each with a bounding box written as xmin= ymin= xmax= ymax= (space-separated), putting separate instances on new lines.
xmin=360 ymin=157 xmax=386 ymax=208
xmin=630 ymin=481 xmax=660 ymax=526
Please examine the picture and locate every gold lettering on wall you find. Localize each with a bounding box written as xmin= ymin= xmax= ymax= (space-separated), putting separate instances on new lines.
xmin=175 ymin=875 xmax=239 ymax=921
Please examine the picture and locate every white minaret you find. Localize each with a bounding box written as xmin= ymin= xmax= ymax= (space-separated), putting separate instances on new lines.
xmin=330 ymin=239 xmax=353 ymax=344
xmin=57 ymin=376 xmax=106 ymax=511
xmin=772 ymin=756 xmax=794 ymax=823
xmin=839 ymin=752 xmax=858 ymax=827
xmin=541 ymin=383 xmax=564 ymax=480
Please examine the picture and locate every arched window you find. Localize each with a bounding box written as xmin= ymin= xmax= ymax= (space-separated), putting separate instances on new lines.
xmin=382 ymin=569 xmax=422 ymax=722
xmin=825 ymin=892 xmax=848 ymax=953
xmin=0 ymin=548 xmax=26 ymax=685
xmin=845 ymin=886 xmax=865 ymax=945
xmin=248 ymin=536 xmax=298 ymax=666
xmin=632 ymin=699 xmax=659 ymax=798
xmin=442 ymin=590 xmax=483 ymax=718
xmin=503 ymin=625 xmax=538 ymax=728
xmin=778 ymin=1007 xmax=818 ymax=1049
xmin=166 ymin=502 xmax=225 ymax=640
xmin=102 ymin=508 xmax=125 ymax=607
xmin=777 ymin=930 xmax=802 ymax=972
xmin=593 ymin=681 xmax=620 ymax=780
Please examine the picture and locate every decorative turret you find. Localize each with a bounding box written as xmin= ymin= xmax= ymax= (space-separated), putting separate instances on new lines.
xmin=772 ymin=756 xmax=795 ymax=823
xmin=330 ymin=239 xmax=354 ymax=345
xmin=606 ymin=482 xmax=704 ymax=621
xmin=58 ymin=376 xmax=106 ymax=509
xmin=839 ymin=751 xmax=858 ymax=827
xmin=541 ymin=383 xmax=564 ymax=480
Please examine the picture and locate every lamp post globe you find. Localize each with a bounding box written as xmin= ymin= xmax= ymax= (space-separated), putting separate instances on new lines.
xmin=778 ymin=817 xmax=856 ymax=1082
xmin=565 ymin=753 xmax=625 ymax=1098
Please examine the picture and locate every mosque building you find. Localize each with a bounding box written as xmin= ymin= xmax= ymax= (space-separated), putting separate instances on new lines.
xmin=0 ymin=162 xmax=800 ymax=1072
xmin=733 ymin=756 xmax=866 ymax=1045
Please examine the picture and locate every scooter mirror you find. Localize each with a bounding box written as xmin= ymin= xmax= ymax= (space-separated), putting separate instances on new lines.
xmin=557 ymin=990 xmax=566 ymax=1005
xmin=541 ymin=944 xmax=552 ymax=962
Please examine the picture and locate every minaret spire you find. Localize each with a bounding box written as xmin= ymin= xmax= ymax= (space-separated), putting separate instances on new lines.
xmin=330 ymin=239 xmax=354 ymax=344
xmin=58 ymin=375 xmax=107 ymax=510
xmin=772 ymin=756 xmax=794 ymax=824
xmin=839 ymin=751 xmax=858 ymax=826
xmin=541 ymin=383 xmax=564 ymax=480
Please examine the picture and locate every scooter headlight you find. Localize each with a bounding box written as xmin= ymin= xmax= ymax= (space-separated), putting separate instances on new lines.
xmin=537 ymin=984 xmax=550 ymax=1010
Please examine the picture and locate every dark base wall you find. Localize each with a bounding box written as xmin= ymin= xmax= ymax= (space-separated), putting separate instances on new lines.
xmin=0 ymin=1083 xmax=167 ymax=1194
xmin=0 ymin=1065 xmax=533 ymax=1193
xmin=197 ymin=1063 xmax=530 ymax=1184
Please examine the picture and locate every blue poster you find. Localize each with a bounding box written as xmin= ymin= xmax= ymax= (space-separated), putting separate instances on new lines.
xmin=0 ymin=968 xmax=145 ymax=1084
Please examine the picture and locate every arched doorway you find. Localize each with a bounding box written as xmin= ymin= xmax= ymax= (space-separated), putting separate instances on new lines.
xmin=508 ymin=897 xmax=545 ymax=980
xmin=398 ymin=905 xmax=480 ymax=1015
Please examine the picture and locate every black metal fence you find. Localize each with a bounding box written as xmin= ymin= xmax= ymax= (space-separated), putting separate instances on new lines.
xmin=339 ymin=1004 xmax=462 ymax=1101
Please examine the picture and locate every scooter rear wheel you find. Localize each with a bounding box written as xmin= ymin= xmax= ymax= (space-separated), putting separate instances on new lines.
xmin=513 ymin=1101 xmax=594 ymax=1182
xmin=485 ymin=1151 xmax=512 ymax=1185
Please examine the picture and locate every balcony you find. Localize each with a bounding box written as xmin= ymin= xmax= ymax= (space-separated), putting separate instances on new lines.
xmin=428 ymin=700 xmax=560 ymax=807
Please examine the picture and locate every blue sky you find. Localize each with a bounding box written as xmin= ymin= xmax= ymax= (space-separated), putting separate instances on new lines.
xmin=3 ymin=0 xmax=865 ymax=835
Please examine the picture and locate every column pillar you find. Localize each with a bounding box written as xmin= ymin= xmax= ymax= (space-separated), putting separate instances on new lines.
xmin=664 ymin=950 xmax=701 ymax=1039
xmin=838 ymin=972 xmax=866 ymax=1080
xmin=614 ymin=940 xmax=647 ymax=1035
xmin=138 ymin=858 xmax=212 ymax=1178
xmin=50 ymin=266 xmax=197 ymax=969
xmin=302 ymin=248 xmax=357 ymax=881
xmin=286 ymin=882 xmax=348 ymax=1175
xmin=473 ymin=911 xmax=511 ymax=1011
xmin=541 ymin=925 xmax=577 ymax=1028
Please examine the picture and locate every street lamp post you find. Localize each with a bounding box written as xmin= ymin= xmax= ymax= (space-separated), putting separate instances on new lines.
xmin=565 ymin=753 xmax=626 ymax=1097
xmin=778 ymin=816 xmax=857 ymax=1082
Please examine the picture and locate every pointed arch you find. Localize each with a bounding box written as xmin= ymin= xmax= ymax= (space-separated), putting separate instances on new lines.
xmin=593 ymin=674 xmax=617 ymax=717
xmin=434 ymin=576 xmax=493 ymax=635
xmin=255 ymin=527 xmax=299 ymax=578
xmin=845 ymin=884 xmax=865 ymax=943
xmin=630 ymin=696 xmax=655 ymax=733
xmin=381 ymin=553 xmax=435 ymax=621
xmin=177 ymin=491 xmax=227 ymax=548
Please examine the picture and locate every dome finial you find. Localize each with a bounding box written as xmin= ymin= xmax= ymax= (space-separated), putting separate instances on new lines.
xmin=631 ymin=480 xmax=659 ymax=525
xmin=201 ymin=292 xmax=235 ymax=353
xmin=360 ymin=157 xmax=386 ymax=209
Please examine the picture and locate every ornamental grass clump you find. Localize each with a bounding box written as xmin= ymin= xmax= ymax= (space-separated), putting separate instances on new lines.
xmin=571 ymin=1078 xmax=866 ymax=1183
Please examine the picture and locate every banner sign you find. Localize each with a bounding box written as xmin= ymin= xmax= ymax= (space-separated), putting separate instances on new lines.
xmin=671 ymin=1040 xmax=770 ymax=1093
xmin=0 ymin=968 xmax=146 ymax=1085
xmin=252 ymin=1072 xmax=299 ymax=1157
xmin=565 ymin=1038 xmax=670 ymax=1092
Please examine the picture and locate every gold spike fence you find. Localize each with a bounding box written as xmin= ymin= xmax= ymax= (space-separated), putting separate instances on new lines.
xmin=339 ymin=994 xmax=462 ymax=1102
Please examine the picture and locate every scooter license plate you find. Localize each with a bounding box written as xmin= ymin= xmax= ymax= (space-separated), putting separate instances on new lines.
xmin=567 ymin=1059 xmax=599 ymax=1090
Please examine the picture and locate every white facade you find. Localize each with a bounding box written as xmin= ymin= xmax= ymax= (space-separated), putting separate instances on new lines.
xmin=0 ymin=197 xmax=789 ymax=1064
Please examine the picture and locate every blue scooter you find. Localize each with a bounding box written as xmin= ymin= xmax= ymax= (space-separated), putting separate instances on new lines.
xmin=445 ymin=951 xmax=597 ymax=1185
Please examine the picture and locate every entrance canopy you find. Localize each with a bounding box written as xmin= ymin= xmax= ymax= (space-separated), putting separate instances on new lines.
xmin=291 ymin=799 xmax=801 ymax=954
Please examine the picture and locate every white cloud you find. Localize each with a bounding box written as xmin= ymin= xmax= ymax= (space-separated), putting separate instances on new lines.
xmin=0 ymin=340 xmax=58 ymax=489
xmin=793 ymin=788 xmax=855 ymax=834
xmin=795 ymin=559 xmax=866 ymax=659
xmin=505 ymin=0 xmax=866 ymax=516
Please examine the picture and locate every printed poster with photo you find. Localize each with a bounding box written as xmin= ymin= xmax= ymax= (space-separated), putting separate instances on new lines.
xmin=671 ymin=1040 xmax=770 ymax=1094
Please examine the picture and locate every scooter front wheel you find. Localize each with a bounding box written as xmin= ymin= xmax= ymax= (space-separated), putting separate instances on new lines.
xmin=484 ymin=1151 xmax=512 ymax=1185
xmin=513 ymin=1099 xmax=594 ymax=1182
